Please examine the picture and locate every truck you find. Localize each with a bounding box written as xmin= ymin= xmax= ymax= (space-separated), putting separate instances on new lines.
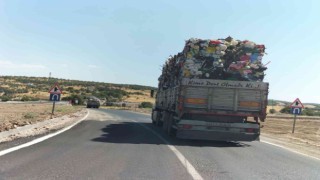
xmin=152 ymin=37 xmax=269 ymax=141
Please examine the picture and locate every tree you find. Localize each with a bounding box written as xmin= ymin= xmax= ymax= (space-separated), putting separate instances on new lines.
xmin=61 ymin=94 xmax=84 ymax=105
xmin=301 ymin=108 xmax=315 ymax=116
xmin=280 ymin=106 xmax=291 ymax=114
xmin=0 ymin=96 xmax=10 ymax=102
xmin=21 ymin=96 xmax=30 ymax=101
xmin=269 ymin=109 xmax=276 ymax=114
xmin=66 ymin=87 xmax=74 ymax=93
xmin=139 ymin=102 xmax=153 ymax=108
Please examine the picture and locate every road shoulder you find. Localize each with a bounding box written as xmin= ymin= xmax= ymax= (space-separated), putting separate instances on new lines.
xmin=261 ymin=133 xmax=320 ymax=160
xmin=0 ymin=109 xmax=88 ymax=150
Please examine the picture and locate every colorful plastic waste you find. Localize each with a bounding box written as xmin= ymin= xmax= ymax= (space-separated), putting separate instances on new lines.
xmin=158 ymin=37 xmax=268 ymax=90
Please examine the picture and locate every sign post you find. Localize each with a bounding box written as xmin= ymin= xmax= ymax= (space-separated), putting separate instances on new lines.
xmin=49 ymin=83 xmax=62 ymax=119
xmin=292 ymin=114 xmax=297 ymax=133
xmin=51 ymin=100 xmax=56 ymax=119
xmin=289 ymin=98 xmax=304 ymax=133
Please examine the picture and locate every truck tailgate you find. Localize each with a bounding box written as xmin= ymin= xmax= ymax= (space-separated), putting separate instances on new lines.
xmin=182 ymin=78 xmax=268 ymax=113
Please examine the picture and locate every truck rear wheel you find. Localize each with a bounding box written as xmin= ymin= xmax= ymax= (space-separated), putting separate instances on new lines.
xmin=162 ymin=111 xmax=169 ymax=130
xmin=167 ymin=113 xmax=176 ymax=137
xmin=156 ymin=111 xmax=163 ymax=127
xmin=151 ymin=110 xmax=156 ymax=125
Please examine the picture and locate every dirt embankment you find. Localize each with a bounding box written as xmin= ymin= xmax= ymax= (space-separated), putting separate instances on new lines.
xmin=261 ymin=117 xmax=320 ymax=159
xmin=0 ymin=103 xmax=82 ymax=132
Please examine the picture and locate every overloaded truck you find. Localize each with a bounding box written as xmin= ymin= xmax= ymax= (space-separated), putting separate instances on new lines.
xmin=152 ymin=37 xmax=269 ymax=141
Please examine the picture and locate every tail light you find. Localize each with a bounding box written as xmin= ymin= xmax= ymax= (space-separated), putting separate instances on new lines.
xmin=246 ymin=128 xmax=254 ymax=133
xmin=182 ymin=124 xmax=192 ymax=129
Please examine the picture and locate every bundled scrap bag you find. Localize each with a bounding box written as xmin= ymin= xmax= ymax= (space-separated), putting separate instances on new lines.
xmin=158 ymin=37 xmax=268 ymax=90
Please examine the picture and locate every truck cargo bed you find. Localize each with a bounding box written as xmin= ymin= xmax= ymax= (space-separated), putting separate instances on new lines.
xmin=156 ymin=78 xmax=269 ymax=120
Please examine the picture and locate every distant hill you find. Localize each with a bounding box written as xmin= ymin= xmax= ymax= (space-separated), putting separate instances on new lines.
xmin=268 ymin=99 xmax=320 ymax=109
xmin=267 ymin=99 xmax=320 ymax=116
xmin=1 ymin=76 xmax=319 ymax=109
xmin=0 ymin=76 xmax=156 ymax=103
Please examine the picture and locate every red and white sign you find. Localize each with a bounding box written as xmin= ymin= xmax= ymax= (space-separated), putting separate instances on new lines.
xmin=48 ymin=83 xmax=62 ymax=94
xmin=289 ymin=98 xmax=304 ymax=108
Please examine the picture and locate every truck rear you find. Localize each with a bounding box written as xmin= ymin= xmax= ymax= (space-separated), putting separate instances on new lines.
xmin=153 ymin=78 xmax=268 ymax=141
xmin=152 ymin=37 xmax=269 ymax=141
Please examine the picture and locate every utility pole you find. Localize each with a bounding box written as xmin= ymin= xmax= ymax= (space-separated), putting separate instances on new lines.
xmin=48 ymin=72 xmax=51 ymax=82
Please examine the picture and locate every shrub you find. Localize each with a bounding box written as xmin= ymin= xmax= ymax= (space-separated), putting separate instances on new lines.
xmin=301 ymin=108 xmax=315 ymax=116
xmin=21 ymin=96 xmax=30 ymax=101
xmin=61 ymin=94 xmax=84 ymax=105
xmin=66 ymin=87 xmax=74 ymax=92
xmin=21 ymin=96 xmax=39 ymax=101
xmin=24 ymin=112 xmax=36 ymax=119
xmin=0 ymin=95 xmax=11 ymax=102
xmin=129 ymin=92 xmax=144 ymax=95
xmin=280 ymin=106 xmax=291 ymax=114
xmin=269 ymin=109 xmax=276 ymax=114
xmin=139 ymin=102 xmax=153 ymax=108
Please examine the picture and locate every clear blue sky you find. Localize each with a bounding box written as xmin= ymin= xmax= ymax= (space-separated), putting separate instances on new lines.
xmin=0 ymin=0 xmax=319 ymax=103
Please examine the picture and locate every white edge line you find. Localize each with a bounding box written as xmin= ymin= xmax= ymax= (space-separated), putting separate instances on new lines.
xmin=131 ymin=120 xmax=204 ymax=180
xmin=261 ymin=140 xmax=320 ymax=161
xmin=0 ymin=110 xmax=90 ymax=157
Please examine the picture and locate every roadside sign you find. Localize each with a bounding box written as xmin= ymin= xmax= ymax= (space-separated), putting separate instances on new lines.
xmin=290 ymin=98 xmax=304 ymax=133
xmin=291 ymin=107 xmax=302 ymax=115
xmin=50 ymin=94 xmax=61 ymax=101
xmin=48 ymin=82 xmax=63 ymax=118
xmin=49 ymin=83 xmax=62 ymax=95
xmin=289 ymin=98 xmax=304 ymax=108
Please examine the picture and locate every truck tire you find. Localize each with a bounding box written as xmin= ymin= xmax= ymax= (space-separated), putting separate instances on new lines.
xmin=162 ymin=111 xmax=169 ymax=130
xmin=156 ymin=111 xmax=163 ymax=127
xmin=167 ymin=113 xmax=176 ymax=137
xmin=151 ymin=110 xmax=156 ymax=125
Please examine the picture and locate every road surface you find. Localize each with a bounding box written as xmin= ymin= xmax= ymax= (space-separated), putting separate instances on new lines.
xmin=0 ymin=109 xmax=319 ymax=179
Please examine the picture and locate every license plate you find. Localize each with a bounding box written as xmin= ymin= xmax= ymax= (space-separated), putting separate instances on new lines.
xmin=206 ymin=122 xmax=232 ymax=127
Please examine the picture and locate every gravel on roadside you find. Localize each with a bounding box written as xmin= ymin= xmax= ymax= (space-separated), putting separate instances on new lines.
xmin=0 ymin=109 xmax=87 ymax=144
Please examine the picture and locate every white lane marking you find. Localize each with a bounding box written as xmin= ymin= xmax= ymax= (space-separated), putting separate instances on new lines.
xmin=131 ymin=120 xmax=204 ymax=180
xmin=261 ymin=140 xmax=320 ymax=161
xmin=0 ymin=111 xmax=90 ymax=157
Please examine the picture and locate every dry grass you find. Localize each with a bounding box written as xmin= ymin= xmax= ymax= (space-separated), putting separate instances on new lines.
xmin=262 ymin=118 xmax=320 ymax=143
xmin=123 ymin=89 xmax=155 ymax=103
xmin=261 ymin=117 xmax=320 ymax=158
xmin=267 ymin=105 xmax=285 ymax=113
xmin=0 ymin=103 xmax=82 ymax=132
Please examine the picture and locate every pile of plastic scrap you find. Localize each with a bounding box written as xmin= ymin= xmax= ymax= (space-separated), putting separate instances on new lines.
xmin=182 ymin=38 xmax=228 ymax=79
xmin=158 ymin=37 xmax=268 ymax=89
xmin=223 ymin=37 xmax=267 ymax=81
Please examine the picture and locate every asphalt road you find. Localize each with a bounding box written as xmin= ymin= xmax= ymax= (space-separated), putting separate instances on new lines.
xmin=0 ymin=109 xmax=319 ymax=180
